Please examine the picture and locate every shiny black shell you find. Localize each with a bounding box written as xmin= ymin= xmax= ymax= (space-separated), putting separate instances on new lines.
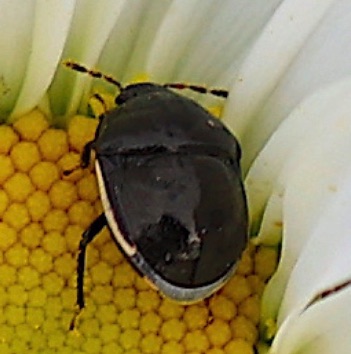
xmin=94 ymin=83 xmax=248 ymax=302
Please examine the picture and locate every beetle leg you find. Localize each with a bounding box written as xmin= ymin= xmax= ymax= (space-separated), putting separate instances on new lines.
xmin=62 ymin=140 xmax=95 ymax=177
xmin=70 ymin=213 xmax=107 ymax=330
xmin=76 ymin=212 xmax=107 ymax=309
xmin=80 ymin=140 xmax=95 ymax=168
xmin=88 ymin=91 xmax=116 ymax=118
xmin=89 ymin=93 xmax=108 ymax=117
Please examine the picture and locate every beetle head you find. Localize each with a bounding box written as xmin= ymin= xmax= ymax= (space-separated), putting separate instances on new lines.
xmin=116 ymin=83 xmax=167 ymax=105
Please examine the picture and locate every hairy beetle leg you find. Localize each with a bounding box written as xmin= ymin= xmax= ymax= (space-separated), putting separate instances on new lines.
xmin=70 ymin=213 xmax=107 ymax=330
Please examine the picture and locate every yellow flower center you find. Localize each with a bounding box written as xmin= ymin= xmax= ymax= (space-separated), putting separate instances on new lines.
xmin=0 ymin=108 xmax=278 ymax=353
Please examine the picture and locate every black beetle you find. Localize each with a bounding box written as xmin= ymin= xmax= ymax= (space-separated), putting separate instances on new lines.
xmin=64 ymin=61 xmax=248 ymax=324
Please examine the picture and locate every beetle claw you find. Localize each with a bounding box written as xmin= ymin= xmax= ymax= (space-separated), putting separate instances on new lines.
xmin=62 ymin=167 xmax=76 ymax=176
xmin=69 ymin=307 xmax=81 ymax=331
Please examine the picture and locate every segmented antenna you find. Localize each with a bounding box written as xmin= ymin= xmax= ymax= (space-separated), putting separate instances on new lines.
xmin=64 ymin=60 xmax=228 ymax=99
xmin=64 ymin=60 xmax=123 ymax=91
xmin=163 ymin=83 xmax=228 ymax=98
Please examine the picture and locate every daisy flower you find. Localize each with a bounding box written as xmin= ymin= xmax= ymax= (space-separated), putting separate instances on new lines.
xmin=0 ymin=1 xmax=350 ymax=354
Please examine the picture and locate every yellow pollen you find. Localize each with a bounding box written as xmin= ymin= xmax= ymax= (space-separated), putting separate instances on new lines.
xmin=0 ymin=125 xmax=19 ymax=154
xmin=224 ymin=338 xmax=255 ymax=354
xmin=160 ymin=318 xmax=186 ymax=341
xmin=10 ymin=141 xmax=40 ymax=172
xmin=26 ymin=190 xmax=51 ymax=222
xmin=13 ymin=109 xmax=49 ymax=141
xmin=30 ymin=161 xmax=59 ymax=192
xmin=38 ymin=129 xmax=68 ymax=162
xmin=205 ymin=319 xmax=232 ymax=347
xmin=0 ymin=155 xmax=15 ymax=184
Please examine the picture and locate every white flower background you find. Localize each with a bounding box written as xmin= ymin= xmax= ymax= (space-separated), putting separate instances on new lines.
xmin=1 ymin=1 xmax=351 ymax=353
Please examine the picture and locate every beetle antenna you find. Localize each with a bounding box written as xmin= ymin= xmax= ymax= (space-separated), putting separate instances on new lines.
xmin=163 ymin=82 xmax=228 ymax=99
xmin=64 ymin=60 xmax=123 ymax=91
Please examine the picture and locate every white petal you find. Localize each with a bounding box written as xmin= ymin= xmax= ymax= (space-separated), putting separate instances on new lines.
xmin=247 ymin=77 xmax=351 ymax=241
xmin=278 ymin=171 xmax=351 ymax=323
xmin=49 ymin=0 xmax=128 ymax=118
xmin=146 ymin=0 xmax=218 ymax=81
xmin=52 ymin=0 xmax=283 ymax=115
xmin=0 ymin=0 xmax=35 ymax=118
xmin=257 ymin=77 xmax=351 ymax=322
xmin=96 ymin=0 xmax=157 ymax=81
xmin=87 ymin=0 xmax=175 ymax=106
xmin=80 ymin=0 xmax=173 ymax=85
xmin=222 ymin=0 xmax=346 ymax=171
xmin=9 ymin=0 xmax=75 ymax=120
xmin=270 ymin=285 xmax=351 ymax=354
xmin=177 ymin=0 xmax=283 ymax=87
xmin=147 ymin=0 xmax=282 ymax=87
xmin=116 ymin=0 xmax=174 ymax=82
